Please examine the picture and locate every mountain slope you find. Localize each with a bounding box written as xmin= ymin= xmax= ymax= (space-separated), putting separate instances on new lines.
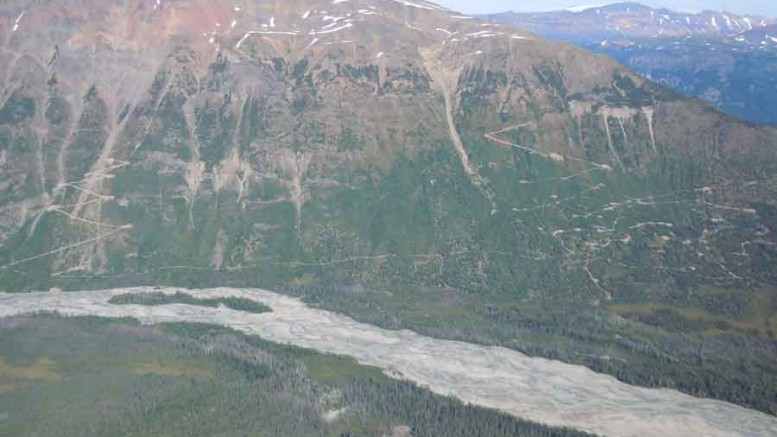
xmin=738 ymin=23 xmax=777 ymax=45
xmin=2 ymin=0 xmax=777 ymax=414
xmin=481 ymin=3 xmax=777 ymax=124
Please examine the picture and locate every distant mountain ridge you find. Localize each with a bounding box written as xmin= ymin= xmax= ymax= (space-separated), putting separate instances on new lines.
xmin=481 ymin=3 xmax=777 ymax=124
xmin=485 ymin=2 xmax=774 ymax=41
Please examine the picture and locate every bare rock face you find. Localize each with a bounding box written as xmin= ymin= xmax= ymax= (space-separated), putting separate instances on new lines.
xmin=1 ymin=0 xmax=777 ymax=318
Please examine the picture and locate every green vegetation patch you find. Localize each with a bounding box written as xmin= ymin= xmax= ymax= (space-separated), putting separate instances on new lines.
xmin=108 ymin=292 xmax=271 ymax=314
xmin=301 ymin=353 xmax=387 ymax=382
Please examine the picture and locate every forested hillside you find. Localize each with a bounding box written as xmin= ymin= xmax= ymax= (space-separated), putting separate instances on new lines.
xmin=0 ymin=315 xmax=588 ymax=436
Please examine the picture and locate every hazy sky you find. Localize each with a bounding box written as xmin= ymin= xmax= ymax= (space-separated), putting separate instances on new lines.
xmin=433 ymin=1 xmax=777 ymax=17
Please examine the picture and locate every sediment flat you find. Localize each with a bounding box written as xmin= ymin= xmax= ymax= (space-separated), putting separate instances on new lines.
xmin=1 ymin=287 xmax=775 ymax=437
